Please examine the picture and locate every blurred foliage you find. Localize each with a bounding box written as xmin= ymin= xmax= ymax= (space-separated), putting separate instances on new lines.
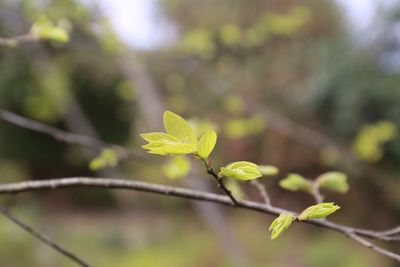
xmin=162 ymin=155 xmax=190 ymax=180
xmin=352 ymin=120 xmax=397 ymax=162
xmin=89 ymin=148 xmax=119 ymax=170
xmin=0 ymin=0 xmax=400 ymax=265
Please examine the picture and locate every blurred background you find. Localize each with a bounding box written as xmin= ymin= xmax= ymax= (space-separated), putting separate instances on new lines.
xmin=0 ymin=0 xmax=400 ymax=266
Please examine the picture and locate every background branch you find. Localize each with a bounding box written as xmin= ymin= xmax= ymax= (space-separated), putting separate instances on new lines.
xmin=347 ymin=232 xmax=400 ymax=262
xmin=0 ymin=108 xmax=134 ymax=160
xmin=0 ymin=34 xmax=37 ymax=47
xmin=0 ymin=205 xmax=91 ymax=267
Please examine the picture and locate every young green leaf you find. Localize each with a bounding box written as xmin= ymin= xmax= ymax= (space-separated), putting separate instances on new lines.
xmin=142 ymin=142 xmax=195 ymax=156
xmin=279 ymin=173 xmax=312 ymax=192
xmin=141 ymin=132 xmax=181 ymax=143
xmin=162 ymin=156 xmax=191 ymax=180
xmin=196 ymin=130 xmax=217 ymax=159
xmin=298 ymin=202 xmax=340 ymax=221
xmin=317 ymin=172 xmax=349 ymax=194
xmin=140 ymin=132 xmax=195 ymax=155
xmin=220 ymin=161 xmax=262 ymax=180
xmin=269 ymin=213 xmax=296 ymax=240
xmin=163 ymin=111 xmax=197 ymax=145
xmin=259 ymin=165 xmax=279 ymax=176
xmin=30 ymin=16 xmax=69 ymax=43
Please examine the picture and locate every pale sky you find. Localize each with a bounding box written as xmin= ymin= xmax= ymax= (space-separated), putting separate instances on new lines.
xmin=96 ymin=0 xmax=176 ymax=49
xmin=94 ymin=0 xmax=397 ymax=49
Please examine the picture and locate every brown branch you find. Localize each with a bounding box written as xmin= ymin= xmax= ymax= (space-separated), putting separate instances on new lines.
xmin=0 ymin=205 xmax=91 ymax=267
xmin=206 ymin=167 xmax=238 ymax=206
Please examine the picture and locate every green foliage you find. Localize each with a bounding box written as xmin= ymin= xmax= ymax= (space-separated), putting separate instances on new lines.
xmin=30 ymin=16 xmax=69 ymax=43
xmin=279 ymin=173 xmax=312 ymax=192
xmin=89 ymin=149 xmax=118 ymax=170
xmin=224 ymin=115 xmax=265 ymax=139
xmin=222 ymin=94 xmax=246 ymax=115
xmin=141 ymin=111 xmax=197 ymax=155
xmin=162 ymin=156 xmax=191 ymax=180
xmin=164 ymin=111 xmax=197 ymax=145
xmin=220 ymin=161 xmax=262 ymax=180
xmin=352 ymin=120 xmax=397 ymax=162
xmin=141 ymin=133 xmax=195 ymax=155
xmin=319 ymin=146 xmax=341 ymax=167
xmin=317 ymin=172 xmax=349 ymax=194
xmin=259 ymin=165 xmax=279 ymax=176
xmin=263 ymin=6 xmax=311 ymax=36
xmin=219 ymin=23 xmax=241 ymax=46
xmin=298 ymin=203 xmax=340 ymax=221
xmin=196 ymin=130 xmax=217 ymax=160
xmin=269 ymin=213 xmax=296 ymax=240
xmin=180 ymin=27 xmax=215 ymax=59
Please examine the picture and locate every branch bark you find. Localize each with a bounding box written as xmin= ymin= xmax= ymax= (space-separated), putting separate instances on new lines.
xmin=0 ymin=177 xmax=398 ymax=244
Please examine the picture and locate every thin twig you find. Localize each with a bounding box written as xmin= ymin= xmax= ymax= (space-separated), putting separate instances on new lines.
xmin=310 ymin=181 xmax=324 ymax=204
xmin=347 ymin=232 xmax=400 ymax=262
xmin=250 ymin=180 xmax=271 ymax=205
xmin=377 ymin=226 xmax=400 ymax=236
xmin=0 ymin=205 xmax=91 ymax=267
xmin=206 ymin=167 xmax=238 ymax=206
xmin=0 ymin=108 xmax=134 ymax=160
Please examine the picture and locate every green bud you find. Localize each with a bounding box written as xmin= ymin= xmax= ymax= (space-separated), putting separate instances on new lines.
xmin=259 ymin=165 xmax=279 ymax=176
xmin=220 ymin=161 xmax=262 ymax=180
xmin=298 ymin=202 xmax=340 ymax=221
xmin=317 ymin=172 xmax=349 ymax=193
xmin=30 ymin=16 xmax=69 ymax=43
xmin=269 ymin=213 xmax=296 ymax=240
xmin=279 ymin=173 xmax=312 ymax=192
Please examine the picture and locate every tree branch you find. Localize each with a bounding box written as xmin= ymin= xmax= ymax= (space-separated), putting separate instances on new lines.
xmin=206 ymin=167 xmax=237 ymax=206
xmin=1 ymin=108 xmax=399 ymax=261
xmin=346 ymin=232 xmax=400 ymax=262
xmin=0 ymin=34 xmax=38 ymax=47
xmin=0 ymin=177 xmax=398 ymax=244
xmin=0 ymin=205 xmax=91 ymax=267
xmin=0 ymin=108 xmax=134 ymax=160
